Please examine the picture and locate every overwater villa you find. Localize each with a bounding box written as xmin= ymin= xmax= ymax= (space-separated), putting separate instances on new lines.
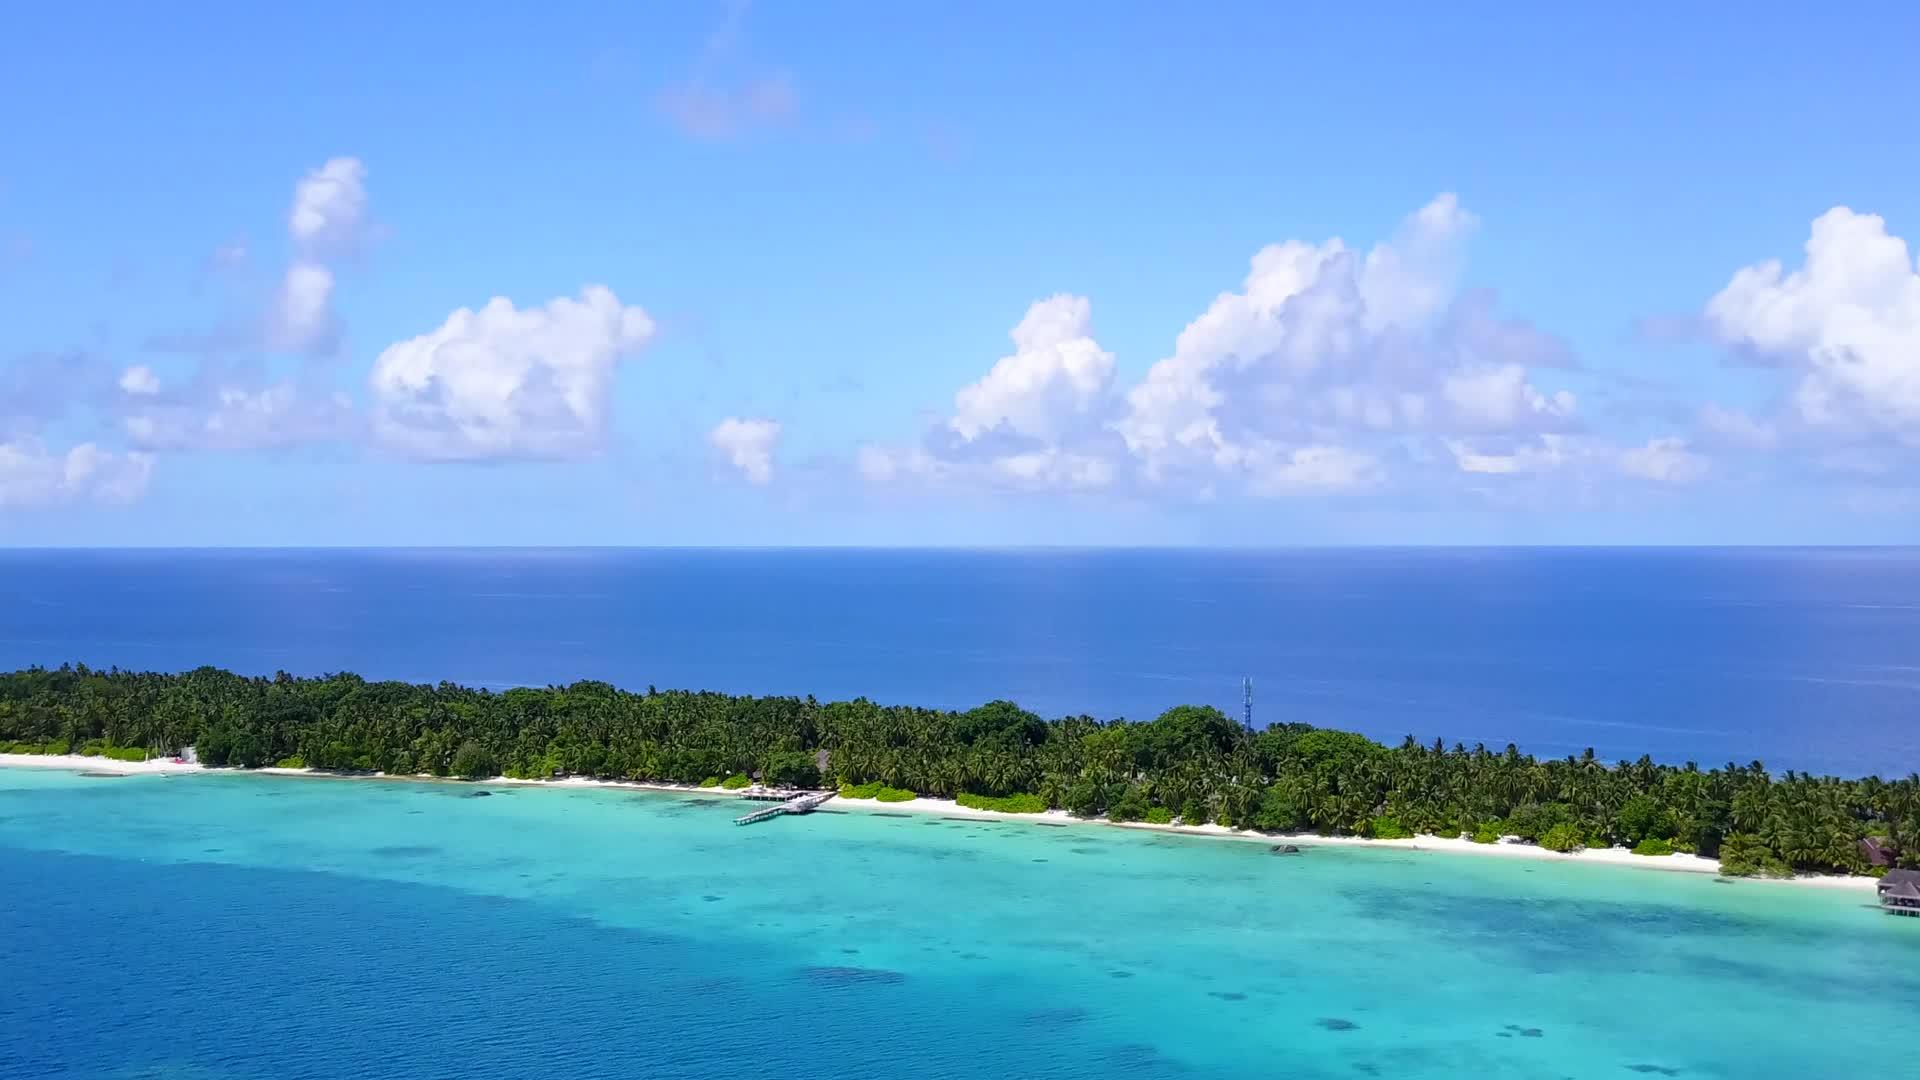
xmin=1879 ymin=869 xmax=1920 ymax=917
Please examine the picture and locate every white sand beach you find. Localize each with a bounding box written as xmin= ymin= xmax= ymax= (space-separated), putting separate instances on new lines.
xmin=0 ymin=753 xmax=1878 ymax=891
xmin=818 ymin=791 xmax=1877 ymax=891
xmin=0 ymin=752 xmax=203 ymax=775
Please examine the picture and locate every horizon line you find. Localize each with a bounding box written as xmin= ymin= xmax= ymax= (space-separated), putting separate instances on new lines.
xmin=3 ymin=543 xmax=1918 ymax=553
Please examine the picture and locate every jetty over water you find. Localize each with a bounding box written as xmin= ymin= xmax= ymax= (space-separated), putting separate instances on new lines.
xmin=734 ymin=789 xmax=836 ymax=825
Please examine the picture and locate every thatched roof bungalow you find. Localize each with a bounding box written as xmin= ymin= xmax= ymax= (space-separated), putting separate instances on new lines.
xmin=1879 ymin=869 xmax=1920 ymax=917
xmin=1860 ymin=836 xmax=1898 ymax=868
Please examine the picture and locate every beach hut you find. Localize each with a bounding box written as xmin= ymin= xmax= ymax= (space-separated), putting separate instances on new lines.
xmin=1878 ymin=869 xmax=1920 ymax=917
xmin=1860 ymin=836 xmax=1898 ymax=868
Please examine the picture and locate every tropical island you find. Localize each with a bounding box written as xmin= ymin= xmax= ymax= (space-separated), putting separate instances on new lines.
xmin=3 ymin=664 xmax=1916 ymax=882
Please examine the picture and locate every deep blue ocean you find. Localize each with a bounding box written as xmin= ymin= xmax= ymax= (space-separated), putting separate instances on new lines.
xmin=6 ymin=549 xmax=1920 ymax=1080
xmin=2 ymin=547 xmax=1917 ymax=775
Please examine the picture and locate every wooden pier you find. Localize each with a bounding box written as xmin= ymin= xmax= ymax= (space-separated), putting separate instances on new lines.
xmin=734 ymin=789 xmax=836 ymax=825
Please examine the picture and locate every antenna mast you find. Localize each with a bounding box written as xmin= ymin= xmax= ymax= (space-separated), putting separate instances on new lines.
xmin=1243 ymin=676 xmax=1254 ymax=728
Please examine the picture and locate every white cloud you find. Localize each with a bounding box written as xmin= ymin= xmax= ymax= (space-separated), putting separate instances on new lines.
xmin=1116 ymin=194 xmax=1575 ymax=490
xmin=1440 ymin=365 xmax=1576 ymax=430
xmin=856 ymin=296 xmax=1123 ymax=495
xmin=144 ymin=160 xmax=367 ymax=362
xmin=97 ymin=160 xmax=372 ymax=453
xmin=1705 ymin=207 xmax=1920 ymax=437
xmin=1618 ymin=437 xmax=1708 ymax=484
xmin=950 ymin=294 xmax=1114 ymax=442
xmin=861 ymin=195 xmax=1581 ymax=500
xmin=1357 ymin=192 xmax=1478 ymax=332
xmin=288 ymin=158 xmax=370 ymax=254
xmin=271 ymin=261 xmax=336 ymax=353
xmin=709 ymin=416 xmax=781 ymax=485
xmin=369 ymin=285 xmax=655 ymax=460
xmin=263 ymin=158 xmax=369 ymax=355
xmin=0 ymin=439 xmax=154 ymax=510
xmin=118 ymin=365 xmax=160 ymax=396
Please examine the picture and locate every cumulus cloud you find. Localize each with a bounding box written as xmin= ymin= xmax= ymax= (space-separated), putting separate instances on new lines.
xmin=369 ymin=285 xmax=655 ymax=460
xmin=268 ymin=158 xmax=368 ymax=354
xmin=949 ymin=294 xmax=1114 ymax=442
xmin=0 ymin=439 xmax=154 ymax=510
xmin=855 ymin=296 xmax=1125 ymax=495
xmin=288 ymin=158 xmax=370 ymax=255
xmin=709 ymin=416 xmax=781 ymax=485
xmin=99 ymin=160 xmax=667 ymax=466
xmin=1705 ymin=207 xmax=1920 ymax=439
xmin=859 ymin=195 xmax=1588 ymax=500
xmin=67 ymin=160 xmax=371 ymax=460
xmin=1116 ymin=194 xmax=1578 ymax=493
xmin=142 ymin=160 xmax=367 ymax=359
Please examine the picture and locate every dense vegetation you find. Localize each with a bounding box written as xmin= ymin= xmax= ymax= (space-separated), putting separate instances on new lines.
xmin=4 ymin=664 xmax=1916 ymax=878
xmin=840 ymin=781 xmax=917 ymax=802
xmin=955 ymin=791 xmax=1049 ymax=814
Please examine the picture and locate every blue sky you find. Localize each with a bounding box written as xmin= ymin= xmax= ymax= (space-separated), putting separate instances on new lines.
xmin=4 ymin=3 xmax=1920 ymax=545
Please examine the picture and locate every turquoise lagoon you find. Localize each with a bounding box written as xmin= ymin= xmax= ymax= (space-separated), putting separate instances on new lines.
xmin=2 ymin=768 xmax=1915 ymax=1080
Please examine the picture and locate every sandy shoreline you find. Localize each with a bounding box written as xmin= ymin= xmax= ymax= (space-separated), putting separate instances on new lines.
xmin=0 ymin=752 xmax=204 ymax=776
xmin=0 ymin=753 xmax=1876 ymax=891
